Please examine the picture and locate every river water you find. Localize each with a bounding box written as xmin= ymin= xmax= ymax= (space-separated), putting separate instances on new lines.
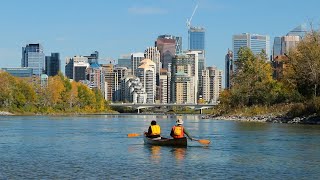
xmin=0 ymin=115 xmax=319 ymax=179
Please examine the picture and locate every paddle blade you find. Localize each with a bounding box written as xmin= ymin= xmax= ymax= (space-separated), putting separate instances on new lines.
xmin=127 ymin=133 xmax=140 ymax=137
xmin=197 ymin=139 xmax=211 ymax=145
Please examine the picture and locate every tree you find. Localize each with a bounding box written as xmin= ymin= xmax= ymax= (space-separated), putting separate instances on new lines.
xmin=286 ymin=30 xmax=320 ymax=98
xmin=230 ymin=47 xmax=283 ymax=106
xmin=77 ymin=84 xmax=96 ymax=111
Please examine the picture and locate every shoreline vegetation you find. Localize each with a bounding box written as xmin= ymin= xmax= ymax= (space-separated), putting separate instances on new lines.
xmin=209 ymin=30 xmax=320 ymax=125
xmin=1 ymin=29 xmax=320 ymax=125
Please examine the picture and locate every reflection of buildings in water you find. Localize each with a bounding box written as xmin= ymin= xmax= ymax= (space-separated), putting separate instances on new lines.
xmin=172 ymin=148 xmax=186 ymax=161
xmin=150 ymin=146 xmax=161 ymax=162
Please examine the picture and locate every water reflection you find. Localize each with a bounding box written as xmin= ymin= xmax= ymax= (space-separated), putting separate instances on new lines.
xmin=171 ymin=148 xmax=186 ymax=162
xmin=150 ymin=146 xmax=161 ymax=162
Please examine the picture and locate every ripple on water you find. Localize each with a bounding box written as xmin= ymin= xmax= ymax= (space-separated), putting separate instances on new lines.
xmin=0 ymin=116 xmax=320 ymax=179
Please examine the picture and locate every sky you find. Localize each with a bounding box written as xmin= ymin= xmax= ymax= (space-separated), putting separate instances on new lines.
xmin=0 ymin=0 xmax=319 ymax=72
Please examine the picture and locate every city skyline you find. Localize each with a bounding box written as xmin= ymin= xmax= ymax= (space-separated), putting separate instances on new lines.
xmin=0 ymin=0 xmax=319 ymax=71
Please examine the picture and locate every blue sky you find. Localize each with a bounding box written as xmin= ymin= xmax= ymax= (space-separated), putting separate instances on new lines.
xmin=0 ymin=0 xmax=319 ymax=71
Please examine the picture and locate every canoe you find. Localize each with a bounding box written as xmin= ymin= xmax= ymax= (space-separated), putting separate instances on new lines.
xmin=143 ymin=135 xmax=187 ymax=147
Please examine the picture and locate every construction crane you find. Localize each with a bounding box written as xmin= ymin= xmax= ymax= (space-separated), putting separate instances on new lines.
xmin=186 ymin=2 xmax=199 ymax=29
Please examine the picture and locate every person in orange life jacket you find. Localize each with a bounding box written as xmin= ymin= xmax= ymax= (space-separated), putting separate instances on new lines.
xmin=170 ymin=118 xmax=193 ymax=140
xmin=145 ymin=120 xmax=161 ymax=139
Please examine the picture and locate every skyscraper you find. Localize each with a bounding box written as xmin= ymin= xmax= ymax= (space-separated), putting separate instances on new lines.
xmin=225 ymin=49 xmax=233 ymax=89
xmin=188 ymin=26 xmax=205 ymax=51
xmin=159 ymin=69 xmax=168 ymax=104
xmin=157 ymin=35 xmax=182 ymax=54
xmin=101 ymin=63 xmax=114 ymax=101
xmin=65 ymin=56 xmax=89 ymax=81
xmin=144 ymin=47 xmax=161 ymax=76
xmin=171 ymin=51 xmax=201 ymax=103
xmin=156 ymin=35 xmax=177 ymax=70
xmin=273 ymin=37 xmax=282 ymax=58
xmin=21 ymin=43 xmax=45 ymax=75
xmin=280 ymin=35 xmax=300 ymax=55
xmin=113 ymin=67 xmax=128 ymax=102
xmin=136 ymin=59 xmax=156 ymax=103
xmin=232 ymin=33 xmax=270 ymax=62
xmin=287 ymin=24 xmax=307 ymax=39
xmin=272 ymin=25 xmax=304 ymax=58
xmin=131 ymin=52 xmax=144 ymax=76
xmin=117 ymin=54 xmax=132 ymax=69
xmin=45 ymin=53 xmax=60 ymax=76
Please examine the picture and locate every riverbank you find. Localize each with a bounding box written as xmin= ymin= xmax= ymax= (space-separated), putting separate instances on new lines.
xmin=0 ymin=110 xmax=119 ymax=116
xmin=205 ymin=114 xmax=320 ymax=125
xmin=0 ymin=111 xmax=14 ymax=115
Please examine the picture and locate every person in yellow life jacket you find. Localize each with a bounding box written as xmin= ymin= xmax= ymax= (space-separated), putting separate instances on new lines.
xmin=170 ymin=118 xmax=193 ymax=140
xmin=146 ymin=120 xmax=161 ymax=139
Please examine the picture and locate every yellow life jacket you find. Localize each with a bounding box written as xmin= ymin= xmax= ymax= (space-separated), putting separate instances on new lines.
xmin=150 ymin=125 xmax=161 ymax=135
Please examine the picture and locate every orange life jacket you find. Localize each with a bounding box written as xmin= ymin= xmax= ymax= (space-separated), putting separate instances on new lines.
xmin=150 ymin=125 xmax=161 ymax=135
xmin=172 ymin=125 xmax=184 ymax=138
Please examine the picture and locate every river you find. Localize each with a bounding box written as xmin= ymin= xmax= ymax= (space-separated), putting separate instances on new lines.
xmin=0 ymin=115 xmax=319 ymax=179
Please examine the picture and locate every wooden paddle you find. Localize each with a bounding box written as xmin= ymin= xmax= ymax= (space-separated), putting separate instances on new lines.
xmin=193 ymin=138 xmax=211 ymax=145
xmin=127 ymin=133 xmax=140 ymax=137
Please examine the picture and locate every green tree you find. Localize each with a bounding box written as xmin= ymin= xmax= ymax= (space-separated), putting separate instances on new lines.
xmin=286 ymin=30 xmax=320 ymax=98
xmin=230 ymin=47 xmax=284 ymax=106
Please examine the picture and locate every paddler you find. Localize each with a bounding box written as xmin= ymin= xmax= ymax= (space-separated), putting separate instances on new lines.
xmin=145 ymin=120 xmax=161 ymax=139
xmin=170 ymin=118 xmax=193 ymax=140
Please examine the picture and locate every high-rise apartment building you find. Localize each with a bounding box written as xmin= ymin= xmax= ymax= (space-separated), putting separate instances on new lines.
xmin=202 ymin=66 xmax=223 ymax=103
xmin=232 ymin=33 xmax=270 ymax=62
xmin=225 ymin=50 xmax=233 ymax=89
xmin=121 ymin=76 xmax=147 ymax=103
xmin=131 ymin=52 xmax=144 ymax=76
xmin=21 ymin=43 xmax=45 ymax=75
xmin=159 ymin=69 xmax=168 ymax=104
xmin=144 ymin=47 xmax=161 ymax=76
xmin=45 ymin=53 xmax=60 ymax=76
xmin=86 ymin=63 xmax=104 ymax=91
xmin=113 ymin=67 xmax=128 ymax=102
xmin=171 ymin=51 xmax=201 ymax=103
xmin=171 ymin=72 xmax=195 ymax=104
xmin=136 ymin=59 xmax=156 ymax=103
xmin=101 ymin=63 xmax=114 ymax=101
xmin=188 ymin=27 xmax=205 ymax=51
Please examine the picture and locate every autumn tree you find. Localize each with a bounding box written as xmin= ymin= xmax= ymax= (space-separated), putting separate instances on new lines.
xmin=286 ymin=30 xmax=320 ymax=98
xmin=77 ymin=83 xmax=96 ymax=111
xmin=229 ymin=47 xmax=286 ymax=107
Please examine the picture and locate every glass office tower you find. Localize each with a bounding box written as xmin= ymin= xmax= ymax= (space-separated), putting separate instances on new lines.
xmin=188 ymin=26 xmax=205 ymax=51
xmin=232 ymin=33 xmax=270 ymax=62
xmin=21 ymin=43 xmax=45 ymax=75
xmin=45 ymin=53 xmax=60 ymax=76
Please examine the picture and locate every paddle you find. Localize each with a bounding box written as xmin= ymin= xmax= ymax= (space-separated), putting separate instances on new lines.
xmin=127 ymin=133 xmax=140 ymax=137
xmin=192 ymin=138 xmax=211 ymax=145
